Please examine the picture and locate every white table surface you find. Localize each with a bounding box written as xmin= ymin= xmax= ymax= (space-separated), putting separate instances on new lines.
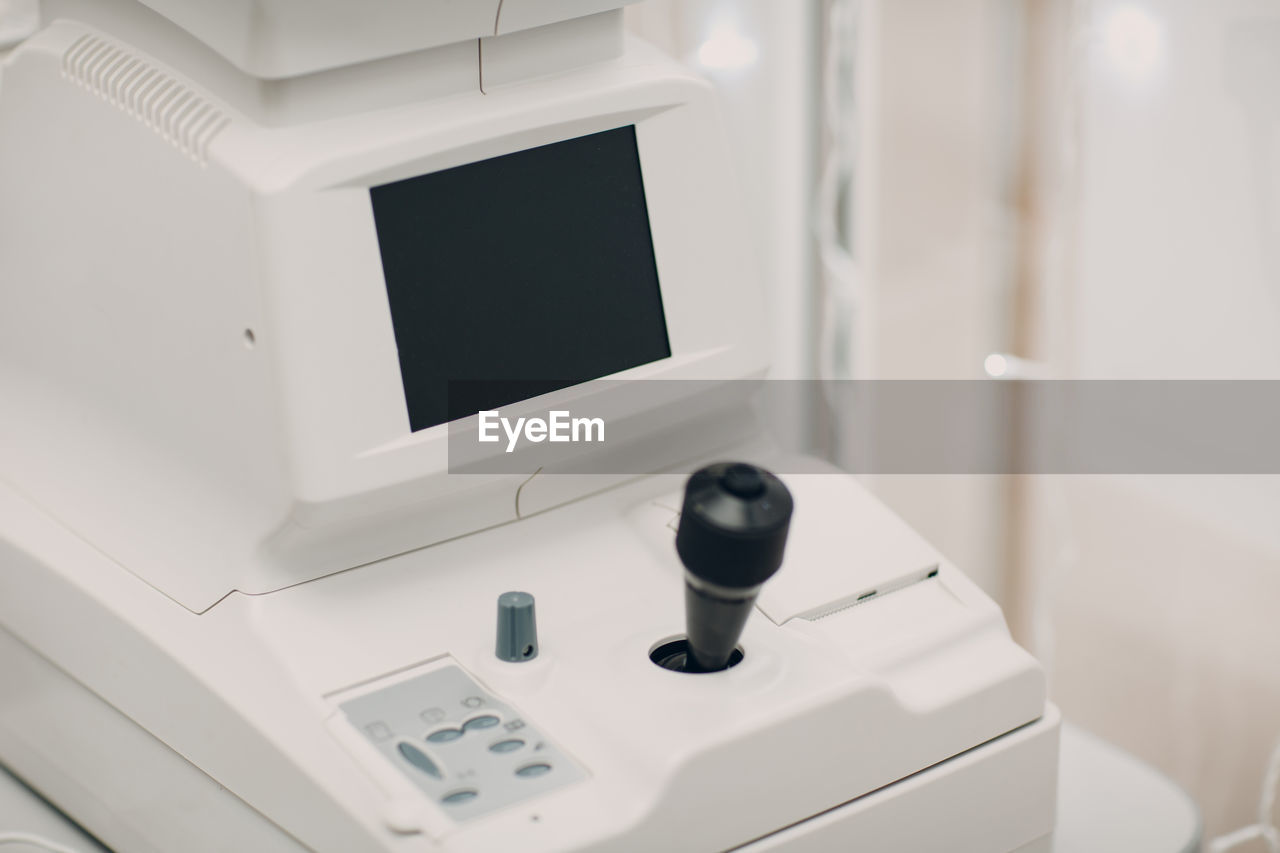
xmin=0 ymin=722 xmax=1202 ymax=852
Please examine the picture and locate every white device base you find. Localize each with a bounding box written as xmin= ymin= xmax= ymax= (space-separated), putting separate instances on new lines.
xmin=0 ymin=618 xmax=1058 ymax=853
xmin=0 ymin=625 xmax=302 ymax=853
xmin=2 ymin=720 xmax=1207 ymax=853
xmin=1 ymin=4 xmax=1058 ymax=851
xmin=735 ymin=708 xmax=1059 ymax=852
xmin=0 ymin=461 xmax=1055 ymax=852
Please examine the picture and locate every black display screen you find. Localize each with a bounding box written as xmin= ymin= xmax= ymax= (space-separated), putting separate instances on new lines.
xmin=370 ymin=125 xmax=671 ymax=432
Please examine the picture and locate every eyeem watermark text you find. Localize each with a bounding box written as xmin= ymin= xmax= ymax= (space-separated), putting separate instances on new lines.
xmin=478 ymin=410 xmax=605 ymax=453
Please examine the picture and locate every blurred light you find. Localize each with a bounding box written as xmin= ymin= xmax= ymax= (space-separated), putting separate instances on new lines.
xmin=984 ymin=353 xmax=1053 ymax=379
xmin=696 ymin=23 xmax=759 ymax=72
xmin=1099 ymin=4 xmax=1166 ymax=86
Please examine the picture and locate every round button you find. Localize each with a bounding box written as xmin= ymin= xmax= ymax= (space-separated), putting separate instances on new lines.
xmin=463 ymin=714 xmax=500 ymax=732
xmin=516 ymin=762 xmax=553 ymax=778
xmin=426 ymin=728 xmax=464 ymax=743
xmin=720 ymin=463 xmax=765 ymax=498
xmin=489 ymin=738 xmax=525 ymax=753
xmin=441 ymin=789 xmax=478 ymax=805
xmin=396 ymin=742 xmax=442 ymax=779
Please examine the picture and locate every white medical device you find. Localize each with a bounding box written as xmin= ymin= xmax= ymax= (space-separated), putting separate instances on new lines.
xmin=0 ymin=1 xmax=1059 ymax=850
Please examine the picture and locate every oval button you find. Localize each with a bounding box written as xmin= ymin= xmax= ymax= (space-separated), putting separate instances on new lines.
xmin=463 ymin=714 xmax=500 ymax=732
xmin=396 ymin=742 xmax=442 ymax=779
xmin=489 ymin=738 xmax=525 ymax=754
xmin=441 ymin=789 xmax=478 ymax=805
xmin=426 ymin=728 xmax=464 ymax=743
xmin=515 ymin=762 xmax=552 ymax=778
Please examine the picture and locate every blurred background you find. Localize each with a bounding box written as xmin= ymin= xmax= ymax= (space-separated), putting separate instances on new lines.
xmin=629 ymin=0 xmax=1280 ymax=847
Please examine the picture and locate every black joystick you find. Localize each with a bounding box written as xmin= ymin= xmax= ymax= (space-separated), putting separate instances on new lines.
xmin=670 ymin=461 xmax=794 ymax=673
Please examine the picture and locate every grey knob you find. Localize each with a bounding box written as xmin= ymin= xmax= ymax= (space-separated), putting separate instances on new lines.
xmin=495 ymin=591 xmax=539 ymax=662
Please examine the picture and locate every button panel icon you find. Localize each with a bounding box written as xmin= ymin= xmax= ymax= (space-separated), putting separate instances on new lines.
xmin=339 ymin=662 xmax=585 ymax=821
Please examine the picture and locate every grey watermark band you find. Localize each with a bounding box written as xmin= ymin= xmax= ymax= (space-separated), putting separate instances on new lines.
xmin=445 ymin=380 xmax=1280 ymax=475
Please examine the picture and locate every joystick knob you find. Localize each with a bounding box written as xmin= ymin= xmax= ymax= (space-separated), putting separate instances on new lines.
xmin=674 ymin=462 xmax=793 ymax=672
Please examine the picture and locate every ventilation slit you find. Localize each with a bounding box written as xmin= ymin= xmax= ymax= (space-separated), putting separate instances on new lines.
xmin=61 ymin=33 xmax=229 ymax=166
xmin=93 ymin=48 xmax=123 ymax=92
xmin=123 ymin=68 xmax=157 ymax=114
xmin=99 ymin=52 xmax=130 ymax=97
xmin=61 ymin=34 xmax=93 ymax=76
xmin=180 ymin=102 xmax=212 ymax=151
xmin=140 ymin=79 xmax=171 ymax=127
xmin=151 ymin=85 xmax=184 ymax=134
xmin=74 ymin=41 xmax=112 ymax=83
xmin=163 ymin=92 xmax=195 ymax=140
xmin=105 ymin=58 xmax=143 ymax=104
xmin=132 ymin=71 xmax=164 ymax=117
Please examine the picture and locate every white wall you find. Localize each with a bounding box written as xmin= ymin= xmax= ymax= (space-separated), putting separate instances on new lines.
xmin=626 ymin=0 xmax=819 ymax=391
xmin=1020 ymin=0 xmax=1280 ymax=840
xmin=627 ymin=0 xmax=827 ymax=459
xmin=633 ymin=0 xmax=1024 ymax=602
xmin=844 ymin=0 xmax=1023 ymax=603
xmin=849 ymin=0 xmax=1280 ymax=837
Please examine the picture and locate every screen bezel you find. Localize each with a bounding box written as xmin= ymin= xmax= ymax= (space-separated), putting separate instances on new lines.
xmin=369 ymin=125 xmax=672 ymax=433
xmin=255 ymin=70 xmax=769 ymax=507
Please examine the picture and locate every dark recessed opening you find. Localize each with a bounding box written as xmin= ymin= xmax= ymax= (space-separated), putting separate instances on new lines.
xmin=649 ymin=636 xmax=744 ymax=673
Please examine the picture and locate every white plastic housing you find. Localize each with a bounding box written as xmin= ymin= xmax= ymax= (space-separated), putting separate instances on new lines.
xmin=0 ymin=466 xmax=1056 ymax=853
xmin=0 ymin=6 xmax=1058 ymax=852
xmin=89 ymin=0 xmax=642 ymax=78
xmin=0 ymin=14 xmax=767 ymax=611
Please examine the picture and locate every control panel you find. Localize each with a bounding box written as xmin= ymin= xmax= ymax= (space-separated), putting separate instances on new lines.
xmin=339 ymin=462 xmax=791 ymax=824
xmin=339 ymin=663 xmax=585 ymax=821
